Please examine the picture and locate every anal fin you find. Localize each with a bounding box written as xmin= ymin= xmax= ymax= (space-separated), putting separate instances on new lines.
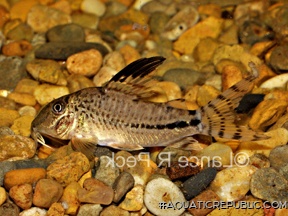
xmin=168 ymin=136 xmax=204 ymax=151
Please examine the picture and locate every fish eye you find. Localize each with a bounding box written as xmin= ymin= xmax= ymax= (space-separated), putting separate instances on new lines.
xmin=52 ymin=101 xmax=65 ymax=114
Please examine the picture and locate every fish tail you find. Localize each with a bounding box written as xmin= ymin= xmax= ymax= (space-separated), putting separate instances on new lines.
xmin=200 ymin=62 xmax=268 ymax=141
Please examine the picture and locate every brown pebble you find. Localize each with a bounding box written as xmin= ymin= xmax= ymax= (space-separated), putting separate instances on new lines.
xmin=187 ymin=190 xmax=220 ymax=216
xmin=47 ymin=202 xmax=65 ymax=216
xmin=33 ymin=179 xmax=63 ymax=208
xmin=2 ymin=40 xmax=32 ymax=57
xmin=78 ymin=178 xmax=114 ymax=205
xmin=9 ymin=183 xmax=33 ymax=210
xmin=166 ymin=161 xmax=200 ymax=180
xmin=4 ymin=168 xmax=46 ymax=190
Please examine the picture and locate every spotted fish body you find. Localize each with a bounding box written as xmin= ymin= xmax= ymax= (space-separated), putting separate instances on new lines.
xmin=31 ymin=57 xmax=266 ymax=158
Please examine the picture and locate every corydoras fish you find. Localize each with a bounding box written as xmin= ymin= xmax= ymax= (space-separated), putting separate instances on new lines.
xmin=31 ymin=56 xmax=267 ymax=158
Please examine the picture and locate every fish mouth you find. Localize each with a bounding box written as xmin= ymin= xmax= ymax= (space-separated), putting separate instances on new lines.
xmin=31 ymin=128 xmax=55 ymax=149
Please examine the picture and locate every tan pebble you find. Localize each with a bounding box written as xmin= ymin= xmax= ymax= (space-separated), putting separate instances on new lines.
xmin=215 ymin=59 xmax=246 ymax=74
xmin=27 ymin=4 xmax=71 ymax=33
xmin=3 ymin=19 xmax=22 ymax=36
xmin=173 ymin=16 xmax=223 ymax=55
xmin=67 ymin=49 xmax=102 ymax=76
xmin=67 ymin=74 xmax=95 ymax=93
xmin=60 ymin=181 xmax=81 ymax=215
xmin=47 ymin=152 xmax=90 ymax=187
xmin=81 ymin=0 xmax=106 ymax=17
xmin=37 ymin=146 xmax=55 ymax=159
xmin=93 ymin=66 xmax=117 ymax=87
xmin=78 ymin=170 xmax=92 ymax=187
xmin=78 ymin=204 xmax=103 ymax=216
xmin=198 ymin=3 xmax=222 ymax=18
xmin=119 ymin=185 xmax=144 ymax=211
xmin=18 ymin=106 xmax=37 ymax=117
xmin=2 ymin=40 xmax=32 ymax=57
xmin=188 ymin=190 xmax=220 ymax=216
xmin=193 ymin=37 xmax=220 ymax=62
xmin=34 ymin=84 xmax=69 ymax=105
xmin=19 ymin=207 xmax=47 ymax=216
xmin=237 ymin=128 xmax=288 ymax=157
xmin=264 ymin=90 xmax=288 ymax=101
xmin=249 ymin=99 xmax=287 ymax=130
xmin=0 ymin=135 xmax=36 ymax=161
xmin=218 ymin=23 xmax=239 ymax=45
xmin=210 ymin=165 xmax=257 ymax=201
xmin=155 ymin=81 xmax=182 ymax=101
xmin=100 ymin=205 xmax=129 ymax=216
xmin=145 ymin=85 xmax=168 ymax=103
xmin=7 ymin=92 xmax=36 ymax=106
xmin=184 ymin=85 xmax=199 ymax=102
xmin=50 ymin=0 xmax=71 ymax=14
xmin=212 ymin=44 xmax=262 ymax=71
xmin=250 ymin=41 xmax=275 ymax=57
xmin=103 ymin=51 xmax=126 ymax=71
xmin=254 ymin=63 xmax=276 ymax=85
xmin=10 ymin=0 xmax=38 ymax=22
xmin=9 ymin=183 xmax=33 ymax=209
xmin=0 ymin=186 xmax=6 ymax=206
xmin=14 ymin=78 xmax=39 ymax=95
xmin=78 ymin=178 xmax=114 ymax=205
xmin=0 ymin=5 xmax=9 ymax=28
xmin=196 ymin=85 xmax=221 ymax=107
xmin=4 ymin=168 xmax=46 ymax=190
xmin=221 ymin=65 xmax=243 ymax=90
xmin=118 ymin=44 xmax=141 ymax=65
xmin=196 ymin=143 xmax=233 ymax=168
xmin=11 ymin=115 xmax=34 ymax=137
xmin=46 ymin=202 xmax=65 ymax=216
xmin=0 ymin=107 xmax=20 ymax=127
xmin=33 ymin=179 xmax=63 ymax=208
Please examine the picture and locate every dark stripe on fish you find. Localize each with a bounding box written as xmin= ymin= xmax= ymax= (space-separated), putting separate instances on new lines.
xmin=128 ymin=118 xmax=201 ymax=130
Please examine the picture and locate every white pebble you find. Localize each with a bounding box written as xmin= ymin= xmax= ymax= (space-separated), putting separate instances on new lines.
xmin=19 ymin=207 xmax=47 ymax=216
xmin=260 ymin=74 xmax=288 ymax=89
xmin=81 ymin=0 xmax=106 ymax=17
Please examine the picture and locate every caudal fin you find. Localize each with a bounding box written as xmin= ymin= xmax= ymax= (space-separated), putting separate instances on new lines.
xmin=201 ymin=62 xmax=268 ymax=141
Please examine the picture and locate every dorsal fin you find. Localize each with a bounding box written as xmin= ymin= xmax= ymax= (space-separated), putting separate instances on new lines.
xmin=105 ymin=56 xmax=166 ymax=98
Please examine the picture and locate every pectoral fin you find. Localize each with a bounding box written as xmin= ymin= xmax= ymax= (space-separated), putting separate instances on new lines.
xmin=71 ymin=136 xmax=97 ymax=160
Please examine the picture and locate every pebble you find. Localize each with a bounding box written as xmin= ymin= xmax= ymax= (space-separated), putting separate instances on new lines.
xmin=18 ymin=106 xmax=37 ymax=117
xmin=149 ymin=11 xmax=170 ymax=34
xmin=144 ymin=177 xmax=186 ymax=216
xmin=19 ymin=207 xmax=46 ymax=216
xmin=119 ymin=185 xmax=144 ymax=211
xmin=173 ymin=16 xmax=223 ymax=54
xmin=67 ymin=49 xmax=103 ymax=77
xmin=93 ymin=66 xmax=118 ymax=87
xmin=187 ymin=190 xmax=220 ymax=216
xmin=249 ymin=153 xmax=270 ymax=169
xmin=35 ymin=42 xmax=109 ymax=60
xmin=9 ymin=184 xmax=33 ymax=209
xmin=196 ymin=84 xmax=221 ymax=107
xmin=71 ymin=12 xmax=99 ymax=29
xmin=33 ymin=179 xmax=63 ymax=208
xmin=210 ymin=165 xmax=257 ymax=201
xmin=113 ymin=171 xmax=135 ymax=203
xmin=260 ymin=73 xmax=288 ymax=89
xmin=81 ymin=0 xmax=106 ymax=17
xmin=196 ymin=143 xmax=233 ymax=168
xmin=0 ymin=135 xmax=36 ymax=161
xmin=182 ymin=167 xmax=217 ymax=200
xmin=100 ymin=205 xmax=129 ymax=216
xmin=34 ymin=84 xmax=69 ymax=105
xmin=269 ymin=145 xmax=288 ymax=171
xmin=26 ymin=59 xmax=67 ymax=86
xmin=0 ymin=108 xmax=20 ymax=127
xmin=249 ymin=99 xmax=287 ymax=130
xmin=77 ymin=178 xmax=114 ymax=205
xmin=46 ymin=23 xmax=85 ymax=42
xmin=77 ymin=204 xmax=103 ymax=216
xmin=270 ymin=45 xmax=288 ymax=72
xmin=9 ymin=0 xmax=38 ymax=22
xmin=250 ymin=167 xmax=288 ymax=202
xmin=166 ymin=161 xmax=200 ymax=180
xmin=46 ymin=152 xmax=90 ymax=187
xmin=219 ymin=24 xmax=239 ymax=45
xmin=6 ymin=23 xmax=34 ymax=41
xmin=0 ymin=56 xmax=26 ymax=90
xmin=67 ymin=74 xmax=95 ymax=93
xmin=0 ymin=202 xmax=19 ymax=216
xmin=156 ymin=147 xmax=191 ymax=167
xmin=221 ymin=64 xmax=243 ymax=90
xmin=0 ymin=5 xmax=9 ymax=28
xmin=11 ymin=115 xmax=35 ymax=137
xmin=193 ymin=37 xmax=221 ymax=62
xmin=103 ymin=51 xmax=126 ymax=71
xmin=118 ymin=44 xmax=141 ymax=65
xmin=0 ymin=97 xmax=17 ymax=110
xmin=14 ymin=78 xmax=39 ymax=95
xmin=2 ymin=39 xmax=32 ymax=57
xmin=0 ymin=186 xmax=6 ymax=206
xmin=60 ymin=181 xmax=81 ymax=215
xmin=279 ymin=164 xmax=288 ymax=181
xmin=4 ymin=168 xmax=46 ymax=190
xmin=27 ymin=4 xmax=71 ymax=33
xmin=7 ymin=92 xmax=36 ymax=106
xmin=95 ymin=155 xmax=120 ymax=187
xmin=46 ymin=202 xmax=65 ymax=216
